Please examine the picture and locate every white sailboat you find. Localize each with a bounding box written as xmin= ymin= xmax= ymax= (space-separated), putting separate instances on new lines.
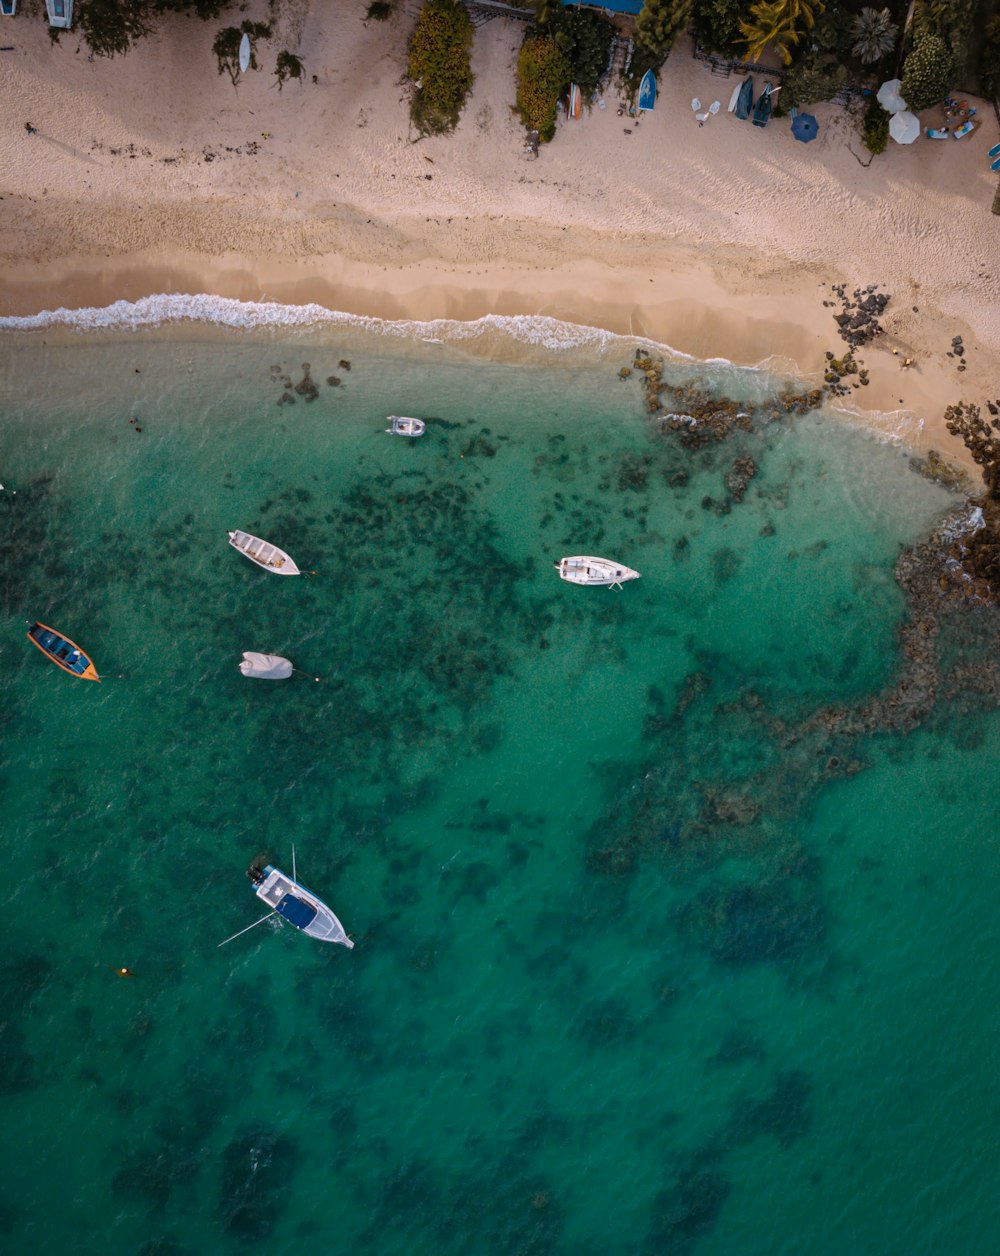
xmin=555 ymin=556 xmax=641 ymax=589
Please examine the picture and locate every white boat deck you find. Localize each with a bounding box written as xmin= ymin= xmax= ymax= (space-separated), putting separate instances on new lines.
xmin=228 ymin=529 xmax=300 ymax=575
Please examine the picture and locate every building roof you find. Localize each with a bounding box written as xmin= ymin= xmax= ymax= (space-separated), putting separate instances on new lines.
xmin=561 ymin=0 xmax=643 ymax=13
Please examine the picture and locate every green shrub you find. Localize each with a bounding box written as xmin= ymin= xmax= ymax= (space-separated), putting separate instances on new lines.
xmin=862 ymin=95 xmax=889 ymax=155
xmin=900 ymin=31 xmax=953 ymax=113
xmin=408 ymin=0 xmax=474 ymax=136
xmin=516 ymin=34 xmax=570 ymax=143
xmin=784 ymin=53 xmax=848 ymax=110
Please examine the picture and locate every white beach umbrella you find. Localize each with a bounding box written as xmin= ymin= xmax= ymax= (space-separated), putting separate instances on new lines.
xmin=877 ymin=78 xmax=907 ymax=114
xmin=889 ymin=111 xmax=920 ymax=144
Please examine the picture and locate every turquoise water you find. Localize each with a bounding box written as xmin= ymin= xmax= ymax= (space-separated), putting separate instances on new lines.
xmin=1 ymin=322 xmax=997 ymax=1255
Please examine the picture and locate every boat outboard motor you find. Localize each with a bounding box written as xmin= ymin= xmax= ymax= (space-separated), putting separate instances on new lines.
xmin=240 ymin=652 xmax=294 ymax=680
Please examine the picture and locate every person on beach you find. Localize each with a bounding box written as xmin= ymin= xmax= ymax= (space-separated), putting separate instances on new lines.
xmin=24 ymin=122 xmax=37 ymax=135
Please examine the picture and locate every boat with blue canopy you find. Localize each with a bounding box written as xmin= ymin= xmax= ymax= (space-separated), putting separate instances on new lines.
xmin=219 ymin=850 xmax=353 ymax=948
xmin=27 ymin=621 xmax=100 ymax=681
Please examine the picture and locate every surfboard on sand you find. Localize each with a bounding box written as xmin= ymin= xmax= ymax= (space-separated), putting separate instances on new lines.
xmin=568 ymin=84 xmax=582 ymax=119
xmin=239 ymin=33 xmax=251 ymax=74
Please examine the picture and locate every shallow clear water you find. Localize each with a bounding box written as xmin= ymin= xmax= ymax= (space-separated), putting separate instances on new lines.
xmin=1 ymin=321 xmax=997 ymax=1255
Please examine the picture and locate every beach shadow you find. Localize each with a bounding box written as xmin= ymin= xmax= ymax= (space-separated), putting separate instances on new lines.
xmin=36 ymin=134 xmax=94 ymax=163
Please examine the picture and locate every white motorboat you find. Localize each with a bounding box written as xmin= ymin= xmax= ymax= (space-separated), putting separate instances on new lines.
xmin=219 ymin=850 xmax=353 ymax=949
xmin=556 ymin=556 xmax=641 ymax=589
xmin=386 ymin=415 xmax=426 ymax=437
xmin=228 ymin=529 xmax=300 ymax=576
xmin=249 ymin=863 xmax=353 ymax=946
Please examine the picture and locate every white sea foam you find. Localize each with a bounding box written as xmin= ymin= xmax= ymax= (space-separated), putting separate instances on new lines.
xmin=0 ymin=293 xmax=932 ymax=450
xmin=0 ymin=293 xmax=636 ymax=353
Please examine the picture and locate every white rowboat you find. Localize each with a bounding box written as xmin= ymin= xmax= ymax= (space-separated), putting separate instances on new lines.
xmin=228 ymin=529 xmax=300 ymax=576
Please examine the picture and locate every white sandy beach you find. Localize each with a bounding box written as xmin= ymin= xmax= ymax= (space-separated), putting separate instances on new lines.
xmin=1 ymin=2 xmax=998 ymax=469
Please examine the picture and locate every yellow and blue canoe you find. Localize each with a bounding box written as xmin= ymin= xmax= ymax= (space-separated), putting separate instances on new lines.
xmin=27 ymin=622 xmax=101 ymax=682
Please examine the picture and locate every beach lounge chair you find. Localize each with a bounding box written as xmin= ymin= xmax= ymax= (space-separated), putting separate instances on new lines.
xmin=691 ymin=98 xmax=701 ymax=113
xmin=751 ymin=84 xmax=772 ymax=128
xmin=953 ymin=120 xmax=977 ymax=139
xmin=990 ymin=141 xmax=1000 ymax=158
xmin=926 ymin=127 xmax=950 ymax=139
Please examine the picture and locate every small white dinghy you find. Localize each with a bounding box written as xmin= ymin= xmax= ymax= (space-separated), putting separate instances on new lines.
xmin=228 ymin=529 xmax=300 ymax=576
xmin=240 ymin=652 xmax=293 ymax=680
xmin=386 ymin=415 xmax=426 ymax=437
xmin=556 ymin=556 xmax=641 ymax=589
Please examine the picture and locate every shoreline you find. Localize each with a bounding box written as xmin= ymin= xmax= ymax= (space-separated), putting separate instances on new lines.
xmin=2 ymin=6 xmax=998 ymax=480
xmin=1 ymin=244 xmax=987 ymax=477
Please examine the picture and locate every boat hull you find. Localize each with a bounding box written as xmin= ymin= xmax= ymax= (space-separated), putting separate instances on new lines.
xmin=228 ymin=530 xmax=300 ymax=576
xmin=45 ymin=0 xmax=71 ymax=27
xmin=556 ymin=556 xmax=640 ymax=587
xmin=27 ymin=622 xmax=100 ymax=681
xmin=254 ymin=866 xmax=353 ymax=946
xmin=240 ymin=652 xmax=294 ymax=680
xmin=386 ymin=416 xmax=426 ymax=437
xmin=638 ymin=70 xmax=656 ymax=111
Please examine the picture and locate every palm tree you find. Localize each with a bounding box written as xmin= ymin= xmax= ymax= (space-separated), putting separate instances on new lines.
xmin=738 ymin=0 xmax=824 ymax=66
xmin=851 ymin=7 xmax=899 ymax=65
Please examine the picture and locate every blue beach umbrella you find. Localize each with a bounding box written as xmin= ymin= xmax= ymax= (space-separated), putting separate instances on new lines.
xmin=791 ymin=112 xmax=819 ymax=143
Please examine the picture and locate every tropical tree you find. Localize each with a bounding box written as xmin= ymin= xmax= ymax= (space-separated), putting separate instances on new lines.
xmin=545 ymin=5 xmax=614 ymax=99
xmin=690 ymin=0 xmax=743 ymax=55
xmin=900 ymin=30 xmax=952 ymax=112
xmin=851 ymin=7 xmax=898 ymax=65
xmin=738 ymin=0 xmax=824 ymax=67
xmin=983 ymin=16 xmax=1000 ymax=98
xmin=529 ymin=0 xmax=559 ymax=28
xmin=634 ymin=0 xmax=693 ymax=67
